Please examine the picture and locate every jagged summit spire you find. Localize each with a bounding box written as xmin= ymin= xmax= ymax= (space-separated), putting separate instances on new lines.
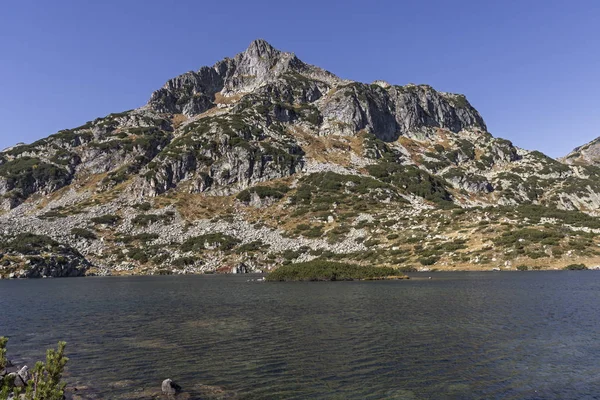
xmin=237 ymin=38 xmax=284 ymax=68
xmin=244 ymin=39 xmax=279 ymax=58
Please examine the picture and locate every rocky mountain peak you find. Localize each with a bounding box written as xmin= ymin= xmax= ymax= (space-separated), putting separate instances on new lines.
xmin=243 ymin=38 xmax=280 ymax=60
xmin=146 ymin=39 xmax=313 ymax=115
xmin=219 ymin=39 xmax=306 ymax=95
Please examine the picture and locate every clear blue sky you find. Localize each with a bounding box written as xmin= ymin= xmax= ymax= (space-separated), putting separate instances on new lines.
xmin=1 ymin=0 xmax=599 ymax=157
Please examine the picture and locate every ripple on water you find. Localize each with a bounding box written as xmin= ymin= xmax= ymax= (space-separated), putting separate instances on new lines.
xmin=2 ymin=273 xmax=600 ymax=398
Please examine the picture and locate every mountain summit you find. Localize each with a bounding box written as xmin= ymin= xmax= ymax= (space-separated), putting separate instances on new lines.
xmin=1 ymin=39 xmax=600 ymax=277
xmin=148 ymin=39 xmax=339 ymax=116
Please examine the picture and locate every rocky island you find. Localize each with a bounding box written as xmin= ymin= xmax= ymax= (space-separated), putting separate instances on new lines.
xmin=2 ymin=39 xmax=600 ymax=278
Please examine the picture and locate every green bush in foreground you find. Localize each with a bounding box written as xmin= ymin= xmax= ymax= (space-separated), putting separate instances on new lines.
xmin=0 ymin=338 xmax=68 ymax=400
xmin=563 ymin=263 xmax=587 ymax=270
xmin=265 ymin=260 xmax=403 ymax=281
xmin=516 ymin=265 xmax=529 ymax=271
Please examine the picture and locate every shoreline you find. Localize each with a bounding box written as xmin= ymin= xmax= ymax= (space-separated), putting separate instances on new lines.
xmin=1 ymin=267 xmax=599 ymax=280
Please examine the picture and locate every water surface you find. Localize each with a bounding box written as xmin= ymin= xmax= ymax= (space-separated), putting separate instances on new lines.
xmin=1 ymin=272 xmax=600 ymax=399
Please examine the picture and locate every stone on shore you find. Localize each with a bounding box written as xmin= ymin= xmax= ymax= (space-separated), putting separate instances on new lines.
xmin=161 ymin=378 xmax=181 ymax=395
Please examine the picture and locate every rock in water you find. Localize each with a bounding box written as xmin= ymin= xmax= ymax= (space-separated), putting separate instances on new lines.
xmin=162 ymin=378 xmax=181 ymax=395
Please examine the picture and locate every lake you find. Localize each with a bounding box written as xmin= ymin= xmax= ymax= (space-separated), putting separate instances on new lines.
xmin=1 ymin=272 xmax=600 ymax=399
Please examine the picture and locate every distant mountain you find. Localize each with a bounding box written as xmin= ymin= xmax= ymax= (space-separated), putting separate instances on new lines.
xmin=2 ymin=39 xmax=600 ymax=278
xmin=562 ymin=136 xmax=600 ymax=166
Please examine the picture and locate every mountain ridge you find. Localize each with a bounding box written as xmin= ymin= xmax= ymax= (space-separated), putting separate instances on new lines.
xmin=2 ymin=39 xmax=600 ymax=278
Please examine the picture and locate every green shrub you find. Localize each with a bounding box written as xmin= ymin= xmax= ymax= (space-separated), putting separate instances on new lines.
xmin=238 ymin=240 xmax=268 ymax=253
xmin=152 ymin=254 xmax=169 ymax=265
xmin=282 ymin=249 xmax=303 ymax=260
xmin=525 ymin=251 xmax=548 ymax=259
xmin=266 ymin=260 xmax=403 ymax=281
xmin=172 ymin=257 xmax=196 ymax=267
xmin=39 ymin=208 xmax=69 ymax=219
xmin=501 ymin=204 xmax=600 ymax=229
xmin=118 ymin=233 xmax=159 ymax=243
xmin=366 ymin=163 xmax=453 ymax=205
xmin=156 ymin=269 xmax=173 ymax=275
xmin=289 ymin=171 xmax=402 ymax=208
xmin=0 ymin=157 xmax=70 ymax=195
xmin=564 ymin=263 xmax=587 ymax=270
xmin=131 ymin=213 xmax=173 ymax=227
xmin=181 ymin=233 xmax=240 ymax=252
xmin=90 ymin=214 xmax=121 ymax=225
xmin=133 ymin=202 xmax=152 ymax=211
xmin=236 ymin=190 xmax=251 ymax=203
xmin=493 ymin=227 xmax=564 ymax=247
xmin=516 ymin=265 xmax=529 ymax=271
xmin=398 ymin=265 xmax=417 ymax=273
xmin=364 ymin=239 xmax=381 ymax=247
xmin=0 ymin=337 xmax=6 ymax=372
xmin=2 ymin=233 xmax=61 ymax=255
xmin=70 ymin=228 xmax=96 ymax=240
xmin=129 ymin=250 xmax=148 ymax=264
xmin=418 ymin=256 xmax=440 ymax=266
xmin=302 ymin=226 xmax=323 ymax=238
xmin=0 ymin=338 xmax=68 ymax=400
xmin=237 ymin=185 xmax=290 ymax=203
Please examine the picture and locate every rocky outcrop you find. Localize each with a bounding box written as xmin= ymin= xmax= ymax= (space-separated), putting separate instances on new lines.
xmin=0 ymin=233 xmax=92 ymax=278
xmin=148 ymin=39 xmax=342 ymax=116
xmin=562 ymin=136 xmax=600 ymax=166
xmin=443 ymin=171 xmax=494 ymax=193
xmin=318 ymin=83 xmax=486 ymax=141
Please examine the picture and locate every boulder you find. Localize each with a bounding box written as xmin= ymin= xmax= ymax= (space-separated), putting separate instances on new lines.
xmin=233 ymin=263 xmax=249 ymax=274
xmin=161 ymin=379 xmax=181 ymax=395
xmin=2 ymin=367 xmax=29 ymax=389
xmin=15 ymin=365 xmax=29 ymax=387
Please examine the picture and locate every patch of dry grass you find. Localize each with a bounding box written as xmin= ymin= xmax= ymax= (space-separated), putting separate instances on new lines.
xmin=172 ymin=114 xmax=188 ymax=129
xmin=290 ymin=127 xmax=361 ymax=166
xmin=214 ymin=92 xmax=243 ymax=105
xmin=154 ymin=191 xmax=236 ymax=220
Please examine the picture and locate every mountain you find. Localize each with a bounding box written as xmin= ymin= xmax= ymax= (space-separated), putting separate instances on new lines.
xmin=562 ymin=136 xmax=600 ymax=166
xmin=2 ymin=39 xmax=600 ymax=278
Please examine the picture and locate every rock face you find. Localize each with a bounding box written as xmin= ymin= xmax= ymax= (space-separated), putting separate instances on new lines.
xmin=0 ymin=39 xmax=487 ymax=208
xmin=0 ymin=233 xmax=91 ymax=278
xmin=15 ymin=366 xmax=29 ymax=387
xmin=2 ymin=39 xmax=600 ymax=276
xmin=148 ymin=39 xmax=341 ymax=116
xmin=562 ymin=136 xmax=600 ymax=166
xmin=319 ymin=83 xmax=486 ymax=141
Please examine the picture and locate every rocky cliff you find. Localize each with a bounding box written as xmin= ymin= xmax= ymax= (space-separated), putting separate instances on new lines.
xmin=2 ymin=39 xmax=600 ymax=277
xmin=562 ymin=136 xmax=600 ymax=166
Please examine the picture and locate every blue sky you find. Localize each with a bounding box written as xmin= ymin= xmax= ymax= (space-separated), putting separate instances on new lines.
xmin=1 ymin=0 xmax=599 ymax=157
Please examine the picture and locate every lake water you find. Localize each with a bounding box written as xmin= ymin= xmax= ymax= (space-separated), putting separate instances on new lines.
xmin=1 ymin=272 xmax=600 ymax=399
